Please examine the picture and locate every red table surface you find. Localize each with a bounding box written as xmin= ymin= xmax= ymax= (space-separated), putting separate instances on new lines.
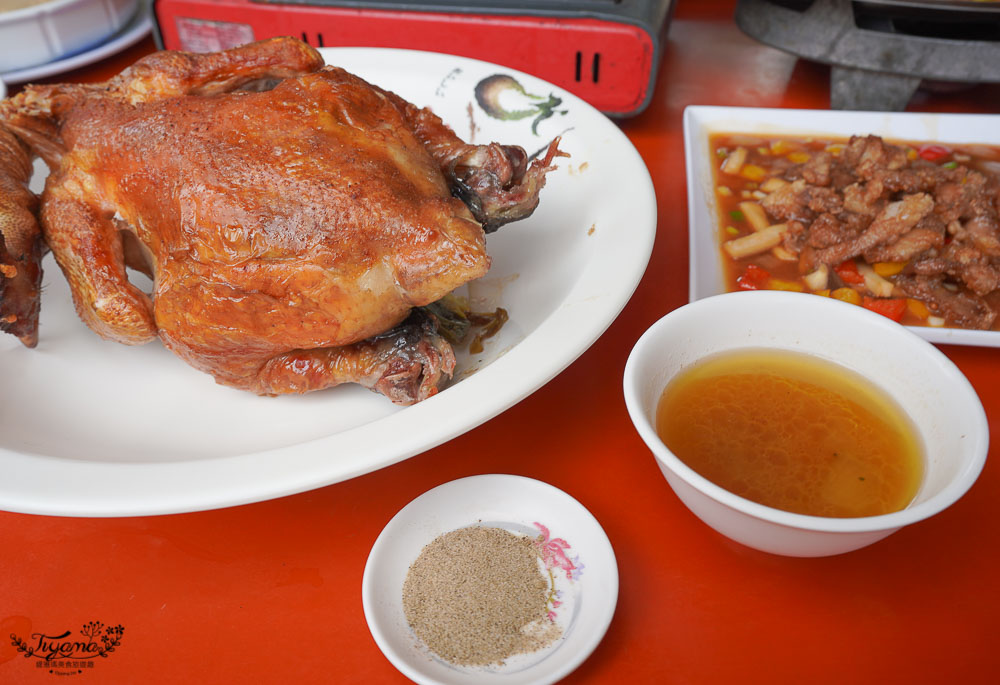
xmin=2 ymin=2 xmax=998 ymax=683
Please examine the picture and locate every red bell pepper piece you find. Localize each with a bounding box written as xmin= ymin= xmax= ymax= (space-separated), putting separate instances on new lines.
xmin=918 ymin=144 xmax=950 ymax=163
xmin=834 ymin=260 xmax=865 ymax=285
xmin=736 ymin=264 xmax=770 ymax=291
xmin=862 ymin=296 xmax=907 ymax=322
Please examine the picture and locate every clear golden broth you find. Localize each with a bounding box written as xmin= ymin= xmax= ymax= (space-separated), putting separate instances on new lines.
xmin=656 ymin=349 xmax=923 ymax=518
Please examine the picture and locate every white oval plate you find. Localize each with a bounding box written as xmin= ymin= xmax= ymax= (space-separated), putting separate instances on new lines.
xmin=0 ymin=48 xmax=656 ymax=516
xmin=362 ymin=475 xmax=619 ymax=685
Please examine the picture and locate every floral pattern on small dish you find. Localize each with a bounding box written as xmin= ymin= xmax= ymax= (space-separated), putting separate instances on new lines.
xmin=533 ymin=521 xmax=584 ymax=621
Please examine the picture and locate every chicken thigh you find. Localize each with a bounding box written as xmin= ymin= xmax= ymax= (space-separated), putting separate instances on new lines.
xmin=0 ymin=38 xmax=561 ymax=404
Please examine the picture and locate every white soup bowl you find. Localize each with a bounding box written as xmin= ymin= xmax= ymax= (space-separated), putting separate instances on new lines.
xmin=623 ymin=290 xmax=988 ymax=557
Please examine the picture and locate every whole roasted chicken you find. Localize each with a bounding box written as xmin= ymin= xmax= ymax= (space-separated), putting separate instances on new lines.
xmin=0 ymin=38 xmax=560 ymax=404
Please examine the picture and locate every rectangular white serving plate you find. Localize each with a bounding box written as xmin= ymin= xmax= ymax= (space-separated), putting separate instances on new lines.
xmin=683 ymin=105 xmax=1000 ymax=348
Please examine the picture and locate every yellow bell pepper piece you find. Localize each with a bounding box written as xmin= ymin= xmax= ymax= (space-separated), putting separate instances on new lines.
xmin=907 ymin=298 xmax=931 ymax=319
xmin=739 ymin=164 xmax=768 ymax=182
xmin=769 ymin=278 xmax=805 ymax=292
xmin=787 ymin=151 xmax=812 ymax=164
xmin=873 ymin=261 xmax=906 ymax=277
xmin=831 ymin=287 xmax=861 ymax=305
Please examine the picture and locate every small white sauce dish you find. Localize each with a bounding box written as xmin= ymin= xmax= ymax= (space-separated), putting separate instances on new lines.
xmin=623 ymin=290 xmax=989 ymax=557
xmin=362 ymin=474 xmax=618 ymax=685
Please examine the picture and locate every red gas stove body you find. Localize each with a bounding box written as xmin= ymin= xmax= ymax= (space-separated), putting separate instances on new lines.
xmin=151 ymin=0 xmax=675 ymax=116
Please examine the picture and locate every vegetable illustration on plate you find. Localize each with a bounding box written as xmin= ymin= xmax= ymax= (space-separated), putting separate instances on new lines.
xmin=475 ymin=74 xmax=566 ymax=134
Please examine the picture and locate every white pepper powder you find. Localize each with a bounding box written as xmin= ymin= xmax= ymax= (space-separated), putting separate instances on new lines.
xmin=402 ymin=525 xmax=562 ymax=666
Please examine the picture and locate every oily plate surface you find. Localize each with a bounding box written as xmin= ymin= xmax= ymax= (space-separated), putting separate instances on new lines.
xmin=0 ymin=48 xmax=655 ymax=516
xmin=684 ymin=105 xmax=1000 ymax=348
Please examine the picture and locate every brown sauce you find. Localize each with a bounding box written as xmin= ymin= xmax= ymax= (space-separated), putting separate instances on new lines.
xmin=656 ymin=349 xmax=924 ymax=518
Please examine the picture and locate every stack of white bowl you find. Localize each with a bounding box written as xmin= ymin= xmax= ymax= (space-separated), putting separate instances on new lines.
xmin=0 ymin=0 xmax=139 ymax=73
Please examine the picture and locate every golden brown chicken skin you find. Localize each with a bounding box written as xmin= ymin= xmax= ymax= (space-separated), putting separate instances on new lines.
xmin=0 ymin=38 xmax=561 ymax=404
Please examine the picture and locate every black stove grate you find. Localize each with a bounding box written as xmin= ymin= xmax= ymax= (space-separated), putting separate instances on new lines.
xmin=735 ymin=0 xmax=1000 ymax=110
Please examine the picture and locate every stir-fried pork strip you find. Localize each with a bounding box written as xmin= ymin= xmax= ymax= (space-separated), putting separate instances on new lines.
xmin=759 ymin=135 xmax=1000 ymax=329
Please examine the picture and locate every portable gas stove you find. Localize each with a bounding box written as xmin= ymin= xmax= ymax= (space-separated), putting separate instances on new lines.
xmin=150 ymin=0 xmax=675 ymax=116
xmin=736 ymin=0 xmax=1000 ymax=110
